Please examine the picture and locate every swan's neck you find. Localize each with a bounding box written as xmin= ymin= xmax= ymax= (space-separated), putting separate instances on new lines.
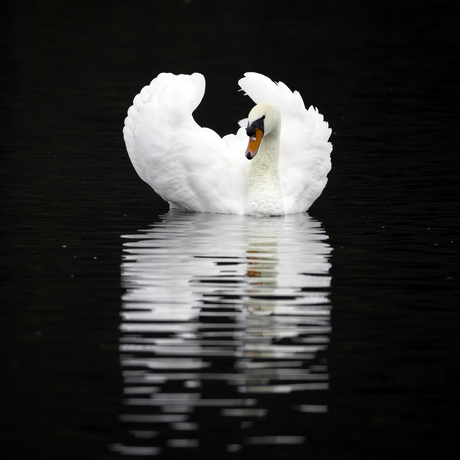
xmin=245 ymin=127 xmax=284 ymax=216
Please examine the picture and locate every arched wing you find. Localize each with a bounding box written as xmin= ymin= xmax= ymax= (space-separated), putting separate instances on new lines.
xmin=238 ymin=72 xmax=332 ymax=213
xmin=123 ymin=73 xmax=249 ymax=214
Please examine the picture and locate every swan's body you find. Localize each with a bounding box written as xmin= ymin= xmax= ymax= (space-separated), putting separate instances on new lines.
xmin=123 ymin=72 xmax=332 ymax=215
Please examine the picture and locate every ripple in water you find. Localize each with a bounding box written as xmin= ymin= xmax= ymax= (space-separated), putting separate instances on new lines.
xmin=113 ymin=211 xmax=332 ymax=457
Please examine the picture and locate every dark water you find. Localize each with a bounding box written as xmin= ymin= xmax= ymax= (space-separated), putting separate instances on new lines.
xmin=2 ymin=0 xmax=460 ymax=459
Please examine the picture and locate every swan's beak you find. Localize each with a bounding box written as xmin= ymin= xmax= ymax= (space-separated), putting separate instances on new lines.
xmin=245 ymin=127 xmax=263 ymax=160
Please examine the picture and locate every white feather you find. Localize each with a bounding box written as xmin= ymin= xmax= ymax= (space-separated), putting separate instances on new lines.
xmin=123 ymin=72 xmax=332 ymax=215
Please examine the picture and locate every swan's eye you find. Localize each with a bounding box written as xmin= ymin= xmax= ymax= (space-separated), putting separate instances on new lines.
xmin=246 ymin=116 xmax=265 ymax=137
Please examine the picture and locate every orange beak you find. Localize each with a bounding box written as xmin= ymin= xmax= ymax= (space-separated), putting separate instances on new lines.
xmin=245 ymin=127 xmax=263 ymax=160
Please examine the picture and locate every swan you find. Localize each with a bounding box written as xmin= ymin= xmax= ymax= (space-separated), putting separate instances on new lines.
xmin=123 ymin=72 xmax=332 ymax=216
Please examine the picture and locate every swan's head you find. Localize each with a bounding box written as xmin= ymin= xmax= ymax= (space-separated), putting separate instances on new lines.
xmin=245 ymin=103 xmax=280 ymax=160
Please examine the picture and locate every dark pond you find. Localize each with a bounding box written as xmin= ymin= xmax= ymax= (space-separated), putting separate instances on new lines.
xmin=2 ymin=0 xmax=460 ymax=459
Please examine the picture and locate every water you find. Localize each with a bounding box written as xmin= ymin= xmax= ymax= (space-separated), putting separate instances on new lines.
xmin=2 ymin=0 xmax=460 ymax=459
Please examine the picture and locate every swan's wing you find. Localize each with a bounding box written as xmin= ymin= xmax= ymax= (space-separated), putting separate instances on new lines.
xmin=123 ymin=73 xmax=249 ymax=214
xmin=238 ymin=72 xmax=332 ymax=213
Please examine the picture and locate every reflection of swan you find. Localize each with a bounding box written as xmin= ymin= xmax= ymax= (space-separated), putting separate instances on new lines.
xmin=123 ymin=73 xmax=332 ymax=215
xmin=117 ymin=212 xmax=332 ymax=455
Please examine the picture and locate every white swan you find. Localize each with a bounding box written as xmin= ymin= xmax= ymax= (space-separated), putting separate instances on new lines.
xmin=123 ymin=72 xmax=332 ymax=216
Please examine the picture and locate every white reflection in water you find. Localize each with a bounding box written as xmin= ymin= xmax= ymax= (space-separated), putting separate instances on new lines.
xmin=115 ymin=211 xmax=332 ymax=456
